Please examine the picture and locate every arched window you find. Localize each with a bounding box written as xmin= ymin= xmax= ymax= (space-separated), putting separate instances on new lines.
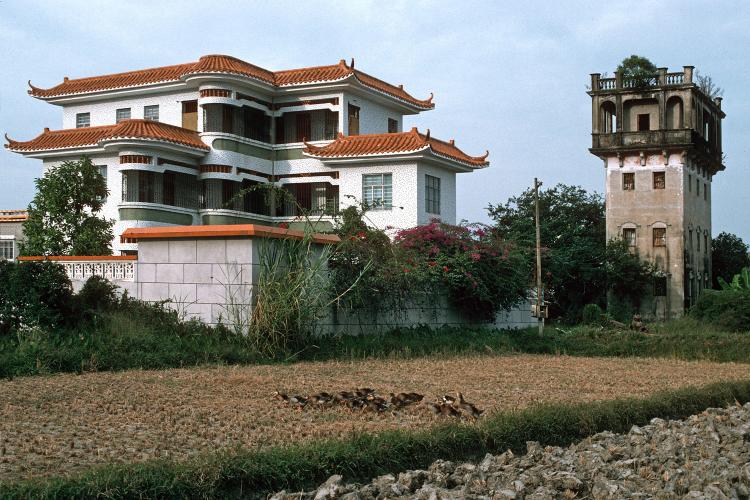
xmin=666 ymin=96 xmax=683 ymax=129
xmin=600 ymin=101 xmax=617 ymax=133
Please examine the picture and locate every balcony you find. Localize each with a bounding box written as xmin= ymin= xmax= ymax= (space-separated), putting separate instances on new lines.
xmin=591 ymin=67 xmax=692 ymax=93
xmin=591 ymin=129 xmax=694 ymax=150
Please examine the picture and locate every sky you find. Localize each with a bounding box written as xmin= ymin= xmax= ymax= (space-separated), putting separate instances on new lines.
xmin=1 ymin=0 xmax=748 ymax=240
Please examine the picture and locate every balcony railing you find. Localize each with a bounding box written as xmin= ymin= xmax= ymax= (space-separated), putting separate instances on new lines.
xmin=591 ymin=129 xmax=694 ymax=149
xmin=17 ymin=256 xmax=136 ymax=282
xmin=593 ymin=66 xmax=694 ymax=92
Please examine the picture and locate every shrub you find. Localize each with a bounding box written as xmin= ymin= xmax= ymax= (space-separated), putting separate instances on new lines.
xmin=75 ymin=276 xmax=121 ymax=315
xmin=690 ymin=289 xmax=750 ymax=332
xmin=581 ymin=303 xmax=605 ymax=325
xmin=0 ymin=260 xmax=73 ymax=334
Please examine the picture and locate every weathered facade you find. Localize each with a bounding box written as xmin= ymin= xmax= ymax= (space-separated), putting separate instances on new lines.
xmin=588 ymin=66 xmax=725 ymax=319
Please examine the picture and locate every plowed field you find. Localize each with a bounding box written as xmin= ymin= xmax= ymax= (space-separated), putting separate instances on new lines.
xmin=2 ymin=354 xmax=749 ymax=480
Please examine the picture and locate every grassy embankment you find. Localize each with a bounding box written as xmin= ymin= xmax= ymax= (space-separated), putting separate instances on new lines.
xmin=2 ymin=310 xmax=749 ymax=379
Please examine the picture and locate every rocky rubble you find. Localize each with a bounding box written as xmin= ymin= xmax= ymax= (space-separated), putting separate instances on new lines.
xmin=271 ymin=403 xmax=750 ymax=499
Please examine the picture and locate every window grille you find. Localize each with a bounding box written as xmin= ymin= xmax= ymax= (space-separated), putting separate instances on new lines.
xmin=653 ymin=171 xmax=665 ymax=189
xmin=116 ymin=108 xmax=131 ymax=123
xmin=362 ymin=173 xmax=392 ymax=210
xmin=0 ymin=240 xmax=14 ymax=261
xmin=425 ymin=174 xmax=441 ymax=214
xmin=653 ymin=227 xmax=667 ymax=247
xmin=76 ymin=112 xmax=90 ymax=128
xmin=622 ymin=228 xmax=636 ymax=247
xmin=144 ymin=105 xmax=159 ymax=121
xmin=623 ymin=173 xmax=635 ymax=190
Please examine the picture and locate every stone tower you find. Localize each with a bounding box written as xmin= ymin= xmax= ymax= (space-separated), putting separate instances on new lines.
xmin=588 ymin=66 xmax=725 ymax=320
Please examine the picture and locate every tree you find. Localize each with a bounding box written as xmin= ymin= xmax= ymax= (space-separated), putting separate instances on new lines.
xmin=21 ymin=156 xmax=114 ymax=256
xmin=487 ymin=184 xmax=654 ymax=322
xmin=695 ymin=70 xmax=724 ymax=99
xmin=617 ymin=55 xmax=657 ymax=87
xmin=711 ymin=232 xmax=750 ymax=289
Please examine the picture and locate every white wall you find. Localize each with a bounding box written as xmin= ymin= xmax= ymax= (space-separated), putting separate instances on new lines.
xmin=343 ymin=93 xmax=402 ymax=135
xmin=416 ymin=163 xmax=457 ymax=225
xmin=337 ymin=162 xmax=419 ymax=231
xmin=61 ymin=90 xmax=199 ymax=129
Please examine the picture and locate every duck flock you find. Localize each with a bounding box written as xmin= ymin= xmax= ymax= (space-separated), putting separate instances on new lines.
xmin=272 ymin=388 xmax=484 ymax=420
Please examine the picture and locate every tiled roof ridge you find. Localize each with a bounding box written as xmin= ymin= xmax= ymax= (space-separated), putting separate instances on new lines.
xmin=304 ymin=127 xmax=489 ymax=167
xmin=28 ymin=55 xmax=434 ymax=108
xmin=0 ymin=209 xmax=29 ymax=222
xmin=5 ymin=119 xmax=208 ymax=152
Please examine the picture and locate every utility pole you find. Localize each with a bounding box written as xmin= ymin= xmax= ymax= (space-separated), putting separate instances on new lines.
xmin=534 ymin=178 xmax=544 ymax=335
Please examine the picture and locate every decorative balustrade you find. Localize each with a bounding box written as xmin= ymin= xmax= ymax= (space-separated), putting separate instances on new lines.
xmin=592 ymin=129 xmax=694 ymax=149
xmin=17 ymin=256 xmax=136 ymax=282
xmin=598 ymin=78 xmax=616 ymax=90
xmin=592 ymin=66 xmax=694 ymax=92
xmin=666 ymin=72 xmax=684 ymax=85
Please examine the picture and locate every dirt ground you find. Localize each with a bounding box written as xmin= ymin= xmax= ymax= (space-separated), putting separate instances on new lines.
xmin=2 ymin=354 xmax=749 ymax=480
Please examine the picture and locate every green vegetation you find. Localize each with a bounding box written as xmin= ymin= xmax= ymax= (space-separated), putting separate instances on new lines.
xmin=308 ymin=319 xmax=750 ymax=364
xmin=21 ymin=156 xmax=114 ymax=256
xmin=487 ymin=184 xmax=654 ymax=321
xmin=617 ymin=55 xmax=658 ymax=87
xmin=4 ymin=380 xmax=750 ymax=499
xmin=330 ymin=206 xmax=529 ymax=321
xmin=711 ymin=232 xmax=750 ymax=289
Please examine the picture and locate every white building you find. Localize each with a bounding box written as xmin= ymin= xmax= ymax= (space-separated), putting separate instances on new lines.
xmin=5 ymin=55 xmax=489 ymax=254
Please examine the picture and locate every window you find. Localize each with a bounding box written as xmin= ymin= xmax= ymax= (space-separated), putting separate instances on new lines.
xmin=388 ymin=118 xmax=399 ymax=133
xmin=295 ymin=112 xmax=311 ymax=142
xmin=696 ymin=178 xmax=700 ymax=196
xmin=0 ymin=240 xmax=14 ymax=261
xmin=637 ymin=113 xmax=650 ymax=131
xmin=653 ymin=171 xmax=665 ymax=189
xmin=362 ymin=173 xmax=392 ymax=210
xmin=654 ymin=276 xmax=667 ymax=297
xmin=705 ymin=235 xmax=708 ymax=252
xmin=704 ymin=183 xmax=708 ymax=201
xmin=688 ymin=174 xmax=692 ymax=192
xmin=348 ymin=104 xmax=360 ymax=136
xmin=622 ymin=228 xmax=636 ymax=247
xmin=182 ymin=100 xmax=198 ymax=131
xmin=653 ymin=227 xmax=666 ymax=247
xmin=76 ymin=112 xmax=90 ymax=128
xmin=425 ymin=174 xmax=441 ymax=214
xmin=97 ymin=165 xmax=108 ymax=201
xmin=697 ymin=233 xmax=701 ymax=252
xmin=622 ymin=172 xmax=635 ymax=190
xmin=144 ymin=105 xmax=159 ymax=121
xmin=116 ymin=108 xmax=131 ymax=123
xmin=163 ymin=171 xmax=175 ymax=206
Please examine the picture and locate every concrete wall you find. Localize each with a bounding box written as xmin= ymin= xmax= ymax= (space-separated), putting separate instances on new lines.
xmin=417 ymin=163 xmax=457 ymax=225
xmin=123 ymin=235 xmax=535 ymax=334
xmin=320 ymin=295 xmax=535 ymax=335
xmin=605 ymin=150 xmax=713 ymax=319
xmin=135 ymin=237 xmax=255 ymax=325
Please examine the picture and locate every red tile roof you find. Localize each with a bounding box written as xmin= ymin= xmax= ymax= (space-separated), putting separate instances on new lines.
xmin=28 ymin=56 xmax=434 ymax=109
xmin=0 ymin=209 xmax=28 ymax=222
xmin=120 ymin=224 xmax=340 ymax=245
xmin=5 ymin=120 xmax=208 ymax=153
xmin=303 ymin=127 xmax=489 ymax=168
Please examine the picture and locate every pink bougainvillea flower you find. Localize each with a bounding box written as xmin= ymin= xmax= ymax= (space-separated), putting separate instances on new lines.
xmin=443 ymin=266 xmax=449 ymax=272
xmin=356 ymin=231 xmax=367 ymax=239
xmin=403 ymin=268 xmax=411 ymax=273
xmin=470 ymin=252 xmax=481 ymax=261
xmin=279 ymin=222 xmax=289 ymax=229
xmin=428 ymin=261 xmax=437 ymax=267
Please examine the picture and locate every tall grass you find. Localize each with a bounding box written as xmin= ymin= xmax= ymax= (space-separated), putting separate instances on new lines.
xmin=4 ymin=379 xmax=750 ymax=499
